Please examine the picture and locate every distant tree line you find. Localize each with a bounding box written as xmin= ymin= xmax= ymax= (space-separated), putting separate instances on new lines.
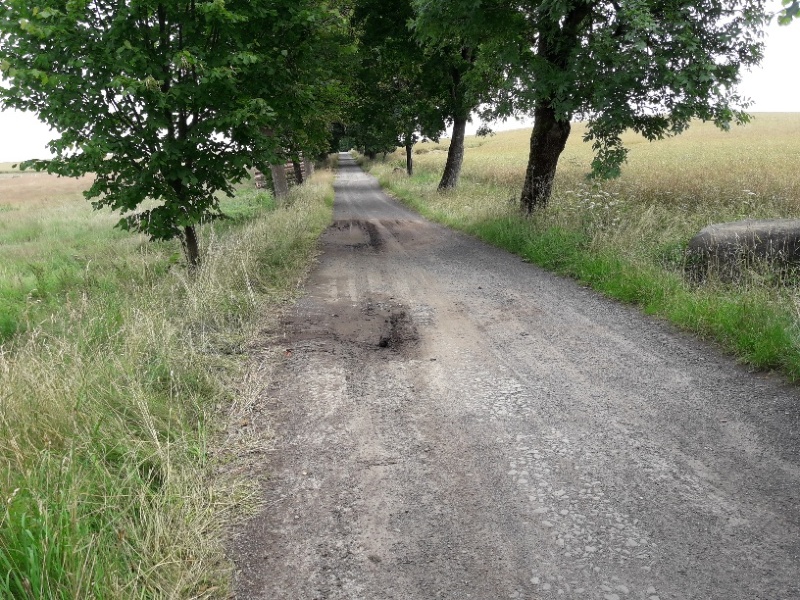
xmin=0 ymin=0 xmax=773 ymax=265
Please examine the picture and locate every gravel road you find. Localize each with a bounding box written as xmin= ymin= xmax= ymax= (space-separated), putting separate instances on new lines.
xmin=232 ymin=154 xmax=800 ymax=600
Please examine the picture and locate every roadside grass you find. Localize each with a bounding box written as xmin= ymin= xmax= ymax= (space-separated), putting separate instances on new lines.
xmin=0 ymin=170 xmax=334 ymax=597
xmin=361 ymin=113 xmax=800 ymax=380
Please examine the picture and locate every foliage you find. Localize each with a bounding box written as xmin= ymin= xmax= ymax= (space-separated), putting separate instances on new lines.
xmin=262 ymin=4 xmax=352 ymax=164
xmin=346 ymin=0 xmax=447 ymax=158
xmin=411 ymin=0 xmax=494 ymax=122
xmin=414 ymin=0 xmax=770 ymax=205
xmin=0 ymin=0 xmax=345 ymax=265
xmin=778 ymin=0 xmax=800 ymax=23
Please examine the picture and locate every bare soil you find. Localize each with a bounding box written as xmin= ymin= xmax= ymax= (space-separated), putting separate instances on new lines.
xmin=231 ymin=154 xmax=800 ymax=600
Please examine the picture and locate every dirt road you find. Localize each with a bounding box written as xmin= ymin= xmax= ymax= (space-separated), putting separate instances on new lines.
xmin=232 ymin=154 xmax=799 ymax=600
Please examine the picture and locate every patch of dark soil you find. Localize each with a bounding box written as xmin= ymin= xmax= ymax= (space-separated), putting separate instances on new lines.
xmin=378 ymin=310 xmax=418 ymax=351
xmin=331 ymin=219 xmax=384 ymax=251
xmin=279 ymin=294 xmax=418 ymax=358
xmin=363 ymin=221 xmax=383 ymax=249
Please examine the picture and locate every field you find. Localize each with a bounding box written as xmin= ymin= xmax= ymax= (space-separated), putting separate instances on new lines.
xmin=0 ymin=167 xmax=334 ymax=597
xmin=364 ymin=113 xmax=800 ymax=379
xmin=0 ymin=169 xmax=128 ymax=341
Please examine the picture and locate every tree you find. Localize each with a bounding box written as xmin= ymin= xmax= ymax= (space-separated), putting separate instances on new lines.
xmin=348 ymin=0 xmax=447 ymax=174
xmin=263 ymin=10 xmax=352 ymax=183
xmin=0 ymin=0 xmax=346 ymax=267
xmin=411 ymin=3 xmax=486 ymax=190
xmin=424 ymin=0 xmax=769 ymax=211
xmin=432 ymin=45 xmax=476 ymax=190
xmin=411 ymin=2 xmax=513 ymax=190
xmin=778 ymin=0 xmax=800 ymax=23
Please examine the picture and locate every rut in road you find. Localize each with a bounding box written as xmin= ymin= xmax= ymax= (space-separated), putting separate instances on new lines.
xmin=232 ymin=154 xmax=800 ymax=600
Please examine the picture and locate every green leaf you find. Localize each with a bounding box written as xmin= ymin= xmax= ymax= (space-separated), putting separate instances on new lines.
xmin=778 ymin=1 xmax=800 ymax=24
xmin=0 ymin=0 xmax=350 ymax=265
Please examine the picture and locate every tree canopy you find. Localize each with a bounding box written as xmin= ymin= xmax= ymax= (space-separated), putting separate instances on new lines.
xmin=0 ymin=0 xmax=348 ymax=266
xmin=778 ymin=0 xmax=800 ymax=23
xmin=346 ymin=0 xmax=447 ymax=174
xmin=0 ymin=0 xmax=777 ymax=257
xmin=413 ymin=0 xmax=769 ymax=210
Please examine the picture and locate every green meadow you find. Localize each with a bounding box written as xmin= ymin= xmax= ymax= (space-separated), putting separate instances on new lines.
xmin=364 ymin=113 xmax=800 ymax=379
xmin=0 ymin=167 xmax=334 ymax=597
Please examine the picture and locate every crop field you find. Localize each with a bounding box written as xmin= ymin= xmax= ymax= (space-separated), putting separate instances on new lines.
xmin=0 ymin=169 xmax=130 ymax=341
xmin=0 ymin=167 xmax=334 ymax=597
xmin=365 ymin=113 xmax=800 ymax=379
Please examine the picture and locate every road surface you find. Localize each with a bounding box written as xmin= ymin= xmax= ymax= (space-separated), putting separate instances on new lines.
xmin=232 ymin=154 xmax=799 ymax=600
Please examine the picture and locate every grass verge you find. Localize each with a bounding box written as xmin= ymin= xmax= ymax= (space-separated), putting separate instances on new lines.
xmin=0 ymin=171 xmax=334 ymax=598
xmin=359 ymin=116 xmax=800 ymax=380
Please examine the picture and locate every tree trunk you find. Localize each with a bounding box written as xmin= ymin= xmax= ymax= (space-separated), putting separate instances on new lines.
xmin=438 ymin=115 xmax=467 ymax=190
xmin=366 ymin=150 xmax=377 ymax=160
xmin=520 ymin=102 xmax=571 ymax=212
xmin=303 ymin=157 xmax=314 ymax=178
xmin=292 ymin=160 xmax=304 ymax=185
xmin=183 ymin=225 xmax=200 ymax=269
xmin=406 ymin=141 xmax=413 ymax=176
xmin=270 ymin=163 xmax=289 ymax=200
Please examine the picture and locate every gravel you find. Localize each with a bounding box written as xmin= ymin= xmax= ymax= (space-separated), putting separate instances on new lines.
xmin=232 ymin=154 xmax=800 ymax=599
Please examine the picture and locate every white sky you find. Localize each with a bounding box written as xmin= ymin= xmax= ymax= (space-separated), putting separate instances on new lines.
xmin=0 ymin=4 xmax=798 ymax=162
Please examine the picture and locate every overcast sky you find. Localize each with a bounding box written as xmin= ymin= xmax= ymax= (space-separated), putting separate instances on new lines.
xmin=1 ymin=5 xmax=798 ymax=163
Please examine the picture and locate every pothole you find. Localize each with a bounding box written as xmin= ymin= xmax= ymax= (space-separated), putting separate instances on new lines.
xmin=331 ymin=219 xmax=384 ymax=250
xmin=377 ymin=310 xmax=418 ymax=351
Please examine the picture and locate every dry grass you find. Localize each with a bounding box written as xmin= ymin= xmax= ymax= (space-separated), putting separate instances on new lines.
xmin=380 ymin=113 xmax=800 ymax=252
xmin=407 ymin=113 xmax=800 ymax=213
xmin=0 ymin=171 xmax=155 ymax=342
xmin=0 ymin=171 xmax=334 ymax=597
xmin=0 ymin=171 xmax=93 ymax=208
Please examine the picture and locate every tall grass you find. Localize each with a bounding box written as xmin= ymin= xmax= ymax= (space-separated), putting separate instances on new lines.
xmin=363 ymin=114 xmax=800 ymax=379
xmin=0 ymin=172 xmax=334 ymax=597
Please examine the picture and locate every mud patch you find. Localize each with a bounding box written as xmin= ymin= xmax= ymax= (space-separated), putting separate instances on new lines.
xmin=331 ymin=219 xmax=384 ymax=250
xmin=377 ymin=310 xmax=418 ymax=351
xmin=282 ymin=294 xmax=419 ymax=359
